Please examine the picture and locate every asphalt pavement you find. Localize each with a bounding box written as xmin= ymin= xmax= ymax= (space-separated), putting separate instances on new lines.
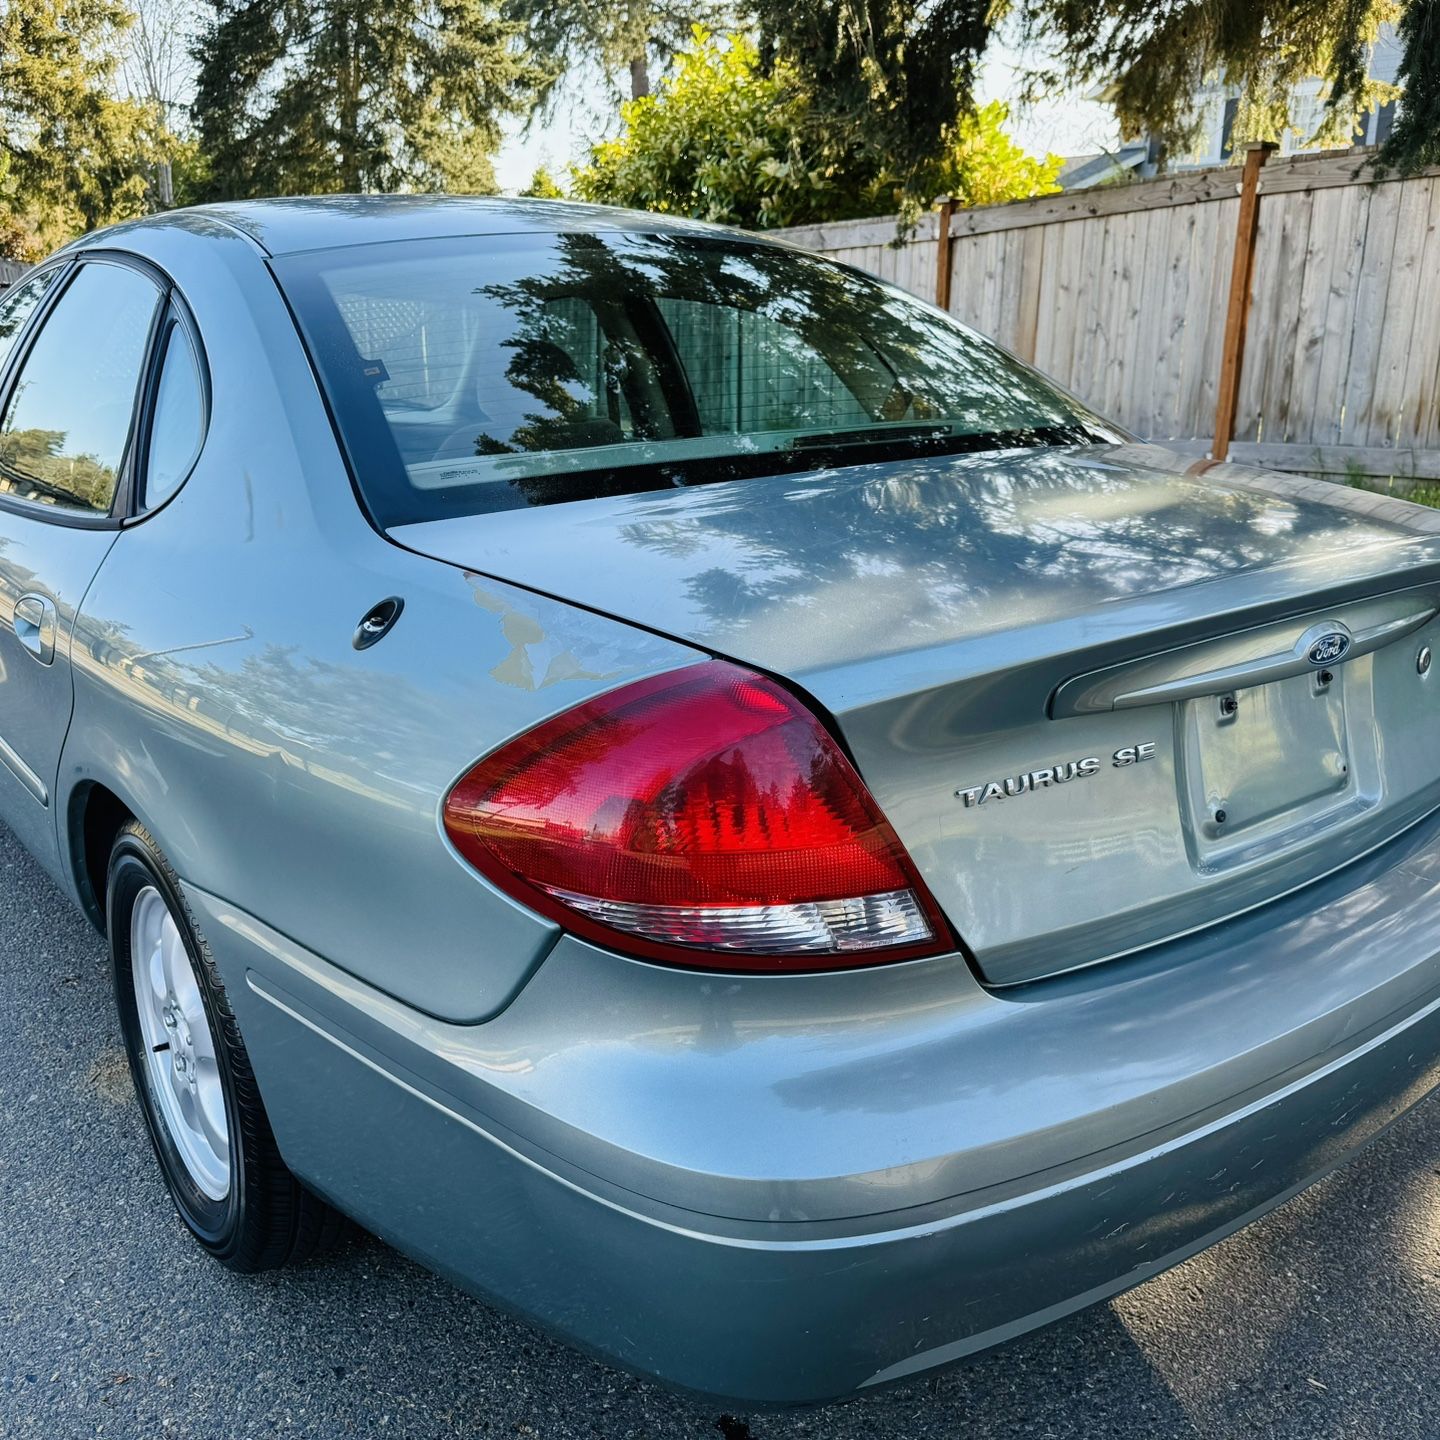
xmin=3 ymin=822 xmax=1440 ymax=1439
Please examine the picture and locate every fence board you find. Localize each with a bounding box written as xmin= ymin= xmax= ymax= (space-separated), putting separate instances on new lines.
xmin=1036 ymin=220 xmax=1071 ymax=374
xmin=1194 ymin=198 xmax=1239 ymax=444
xmin=993 ymin=228 xmax=1023 ymax=351
xmin=1313 ymin=184 xmax=1372 ymax=446
xmin=1129 ymin=211 xmax=1168 ymax=434
xmin=1121 ymin=210 xmax=1152 ymax=420
xmin=1366 ymin=177 xmax=1432 ymax=446
xmin=1151 ymin=204 xmax=1196 ymax=440
xmin=1413 ymin=184 xmax=1440 ymax=448
xmin=1261 ymin=189 xmax=1314 ymax=444
xmin=1063 ymin=217 xmax=1096 ymax=399
xmin=1167 ymin=440 xmax=1440 ymax=480
xmin=1013 ymin=225 xmax=1045 ymax=363
xmin=1285 ymin=184 xmax=1342 ymax=445
xmin=771 ymin=148 xmax=1440 ymax=472
xmin=1074 ymin=213 xmax=1114 ymax=410
xmin=1339 ymin=181 xmax=1403 ymax=446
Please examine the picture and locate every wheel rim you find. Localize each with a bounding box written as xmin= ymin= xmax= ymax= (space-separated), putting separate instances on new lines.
xmin=130 ymin=885 xmax=231 ymax=1201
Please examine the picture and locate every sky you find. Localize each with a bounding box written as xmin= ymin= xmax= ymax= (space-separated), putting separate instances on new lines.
xmin=492 ymin=38 xmax=1121 ymax=193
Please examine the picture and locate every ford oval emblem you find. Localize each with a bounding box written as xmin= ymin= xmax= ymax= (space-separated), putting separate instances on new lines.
xmin=1307 ymin=631 xmax=1350 ymax=666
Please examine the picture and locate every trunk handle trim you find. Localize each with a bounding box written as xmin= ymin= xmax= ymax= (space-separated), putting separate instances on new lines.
xmin=1051 ymin=595 xmax=1437 ymax=717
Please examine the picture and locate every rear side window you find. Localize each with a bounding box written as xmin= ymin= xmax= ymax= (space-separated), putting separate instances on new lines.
xmin=0 ymin=262 xmax=162 ymax=514
xmin=0 ymin=267 xmax=60 ymax=373
xmin=145 ymin=319 xmax=205 ymax=507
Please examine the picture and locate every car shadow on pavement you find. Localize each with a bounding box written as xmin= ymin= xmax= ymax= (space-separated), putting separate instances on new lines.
xmin=2 ymin=823 xmax=1438 ymax=1439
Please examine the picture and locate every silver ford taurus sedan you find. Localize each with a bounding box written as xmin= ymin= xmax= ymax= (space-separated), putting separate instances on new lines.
xmin=4 ymin=196 xmax=1440 ymax=1405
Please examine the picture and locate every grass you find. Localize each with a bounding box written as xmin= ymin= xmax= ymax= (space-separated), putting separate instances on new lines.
xmin=1338 ymin=467 xmax=1440 ymax=509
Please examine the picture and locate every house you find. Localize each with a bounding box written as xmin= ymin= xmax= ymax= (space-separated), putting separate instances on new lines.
xmin=1060 ymin=23 xmax=1405 ymax=190
xmin=1056 ymin=140 xmax=1158 ymax=190
xmin=1176 ymin=24 xmax=1403 ymax=167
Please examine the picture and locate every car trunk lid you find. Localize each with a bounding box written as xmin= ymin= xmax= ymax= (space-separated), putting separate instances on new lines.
xmin=392 ymin=444 xmax=1440 ymax=983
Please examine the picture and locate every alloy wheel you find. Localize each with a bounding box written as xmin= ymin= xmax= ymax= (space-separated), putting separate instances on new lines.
xmin=128 ymin=884 xmax=231 ymax=1201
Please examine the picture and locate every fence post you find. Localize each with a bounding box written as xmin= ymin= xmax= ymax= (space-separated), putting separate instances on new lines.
xmin=1211 ymin=142 xmax=1277 ymax=462
xmin=934 ymin=195 xmax=955 ymax=310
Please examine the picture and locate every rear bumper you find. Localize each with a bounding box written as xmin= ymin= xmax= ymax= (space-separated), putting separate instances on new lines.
xmin=186 ymin=813 xmax=1440 ymax=1405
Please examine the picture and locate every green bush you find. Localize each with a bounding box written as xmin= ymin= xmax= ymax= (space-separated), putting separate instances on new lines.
xmin=573 ymin=28 xmax=1061 ymax=228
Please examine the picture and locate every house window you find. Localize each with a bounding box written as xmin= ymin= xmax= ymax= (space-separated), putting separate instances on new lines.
xmin=1178 ymin=89 xmax=1232 ymax=166
xmin=1283 ymin=82 xmax=1326 ymax=155
xmin=1220 ymin=98 xmax=1240 ymax=159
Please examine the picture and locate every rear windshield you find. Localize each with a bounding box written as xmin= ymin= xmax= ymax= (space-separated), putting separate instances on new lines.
xmin=275 ymin=230 xmax=1107 ymax=526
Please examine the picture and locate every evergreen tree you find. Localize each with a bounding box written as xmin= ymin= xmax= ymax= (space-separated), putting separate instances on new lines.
xmin=519 ymin=164 xmax=566 ymax=198
xmin=1012 ymin=0 xmax=1402 ymax=157
xmin=191 ymin=0 xmax=544 ymax=199
xmin=0 ymin=0 xmax=163 ymax=256
xmin=749 ymin=0 xmax=1440 ymax=211
xmin=1381 ymin=0 xmax=1439 ymax=169
xmin=504 ymin=0 xmax=731 ymax=104
xmin=746 ymin=0 xmax=992 ymax=214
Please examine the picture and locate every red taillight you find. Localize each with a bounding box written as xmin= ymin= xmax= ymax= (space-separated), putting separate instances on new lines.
xmin=443 ymin=661 xmax=948 ymax=971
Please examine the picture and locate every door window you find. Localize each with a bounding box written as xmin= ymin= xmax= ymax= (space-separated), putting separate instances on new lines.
xmin=0 ymin=262 xmax=162 ymax=515
xmin=144 ymin=319 xmax=205 ymax=507
xmin=0 ymin=268 xmax=61 ymax=374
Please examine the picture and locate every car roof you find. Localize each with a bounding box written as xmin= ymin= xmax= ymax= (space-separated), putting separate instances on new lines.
xmin=67 ymin=195 xmax=777 ymax=260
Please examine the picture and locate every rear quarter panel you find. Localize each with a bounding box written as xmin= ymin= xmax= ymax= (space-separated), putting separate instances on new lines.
xmin=58 ymin=219 xmax=701 ymax=1020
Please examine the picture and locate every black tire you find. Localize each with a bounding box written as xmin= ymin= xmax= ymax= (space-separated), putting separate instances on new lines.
xmin=108 ymin=819 xmax=345 ymax=1271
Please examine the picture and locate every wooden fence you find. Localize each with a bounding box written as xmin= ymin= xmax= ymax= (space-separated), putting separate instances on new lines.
xmin=773 ymin=149 xmax=1440 ymax=481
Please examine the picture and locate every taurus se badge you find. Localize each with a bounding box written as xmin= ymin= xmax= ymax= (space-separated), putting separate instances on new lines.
xmin=956 ymin=743 xmax=1157 ymax=807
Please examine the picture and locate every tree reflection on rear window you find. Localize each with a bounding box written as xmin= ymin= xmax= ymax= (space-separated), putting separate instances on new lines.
xmin=276 ymin=230 xmax=1107 ymax=526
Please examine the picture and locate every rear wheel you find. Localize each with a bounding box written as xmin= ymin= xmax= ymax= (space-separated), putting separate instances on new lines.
xmin=108 ymin=820 xmax=343 ymax=1270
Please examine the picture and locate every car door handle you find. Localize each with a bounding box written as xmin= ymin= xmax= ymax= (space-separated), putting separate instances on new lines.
xmin=13 ymin=593 xmax=56 ymax=665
